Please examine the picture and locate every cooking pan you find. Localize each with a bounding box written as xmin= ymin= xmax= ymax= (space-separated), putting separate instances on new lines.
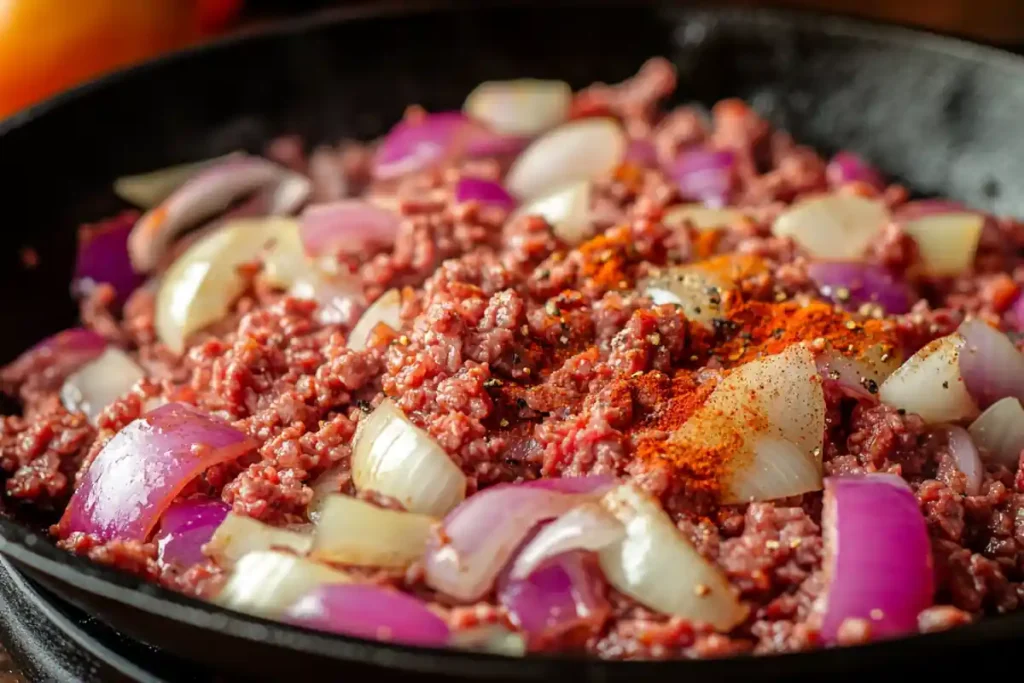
xmin=1 ymin=1 xmax=1024 ymax=680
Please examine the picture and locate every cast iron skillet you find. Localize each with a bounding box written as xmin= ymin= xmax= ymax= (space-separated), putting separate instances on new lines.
xmin=2 ymin=2 xmax=1024 ymax=680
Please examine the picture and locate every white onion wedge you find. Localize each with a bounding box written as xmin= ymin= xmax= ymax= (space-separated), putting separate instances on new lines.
xmin=968 ymin=397 xmax=1024 ymax=467
xmin=352 ymin=400 xmax=466 ymax=517
xmin=205 ymin=513 xmax=313 ymax=568
xmin=347 ymin=289 xmax=402 ymax=350
xmin=505 ymin=118 xmax=626 ymax=200
xmin=878 ymin=333 xmax=979 ymax=424
xmin=512 ymin=181 xmax=593 ymax=244
xmin=597 ymin=483 xmax=747 ymax=630
xmin=113 ymin=152 xmax=244 ymax=209
xmin=508 ymin=502 xmax=623 ymax=580
xmin=902 ymin=213 xmax=984 ymax=277
xmin=640 ymin=264 xmax=737 ymax=327
xmin=663 ymin=204 xmax=748 ymax=231
xmin=816 ymin=342 xmax=901 ymax=399
xmin=464 ymin=79 xmax=572 ymax=137
xmin=772 ymin=195 xmax=889 ymax=260
xmin=215 ymin=551 xmax=350 ymax=618
xmin=60 ymin=348 xmax=145 ymax=425
xmin=310 ymin=494 xmax=436 ymax=568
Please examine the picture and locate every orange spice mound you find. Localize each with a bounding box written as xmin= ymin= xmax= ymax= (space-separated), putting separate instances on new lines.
xmin=576 ymin=225 xmax=637 ymax=291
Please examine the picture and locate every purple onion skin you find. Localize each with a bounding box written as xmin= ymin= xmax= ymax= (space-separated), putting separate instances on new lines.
xmin=74 ymin=211 xmax=146 ymax=306
xmin=671 ymin=148 xmax=735 ymax=207
xmin=826 ymin=151 xmax=885 ymax=191
xmin=372 ymin=112 xmax=470 ymax=180
xmin=454 ymin=178 xmax=517 ymax=212
xmin=957 ymin=319 xmax=1024 ymax=409
xmin=806 ymin=261 xmax=914 ymax=315
xmin=154 ymin=498 xmax=230 ymax=566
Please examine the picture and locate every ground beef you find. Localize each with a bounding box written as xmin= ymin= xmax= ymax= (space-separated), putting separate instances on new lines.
xmin=4 ymin=57 xmax=1023 ymax=661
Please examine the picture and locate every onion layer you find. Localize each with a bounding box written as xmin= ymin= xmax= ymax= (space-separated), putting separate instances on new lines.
xmin=372 ymin=112 xmax=472 ymax=180
xmin=8 ymin=328 xmax=107 ymax=383
xmin=299 ymin=200 xmax=401 ymax=258
xmin=352 ymin=400 xmax=466 ymax=517
xmin=509 ymin=502 xmax=624 ymax=580
xmin=464 ymin=79 xmax=571 ymax=137
xmin=806 ymin=261 xmax=914 ymax=315
xmin=943 ymin=425 xmax=983 ymax=496
xmin=816 ymin=343 xmax=901 ymax=400
xmin=901 ymin=212 xmax=984 ymax=277
xmin=454 ymin=178 xmax=517 ymax=212
xmin=347 ymin=289 xmax=401 ymax=351
xmin=215 ymin=551 xmax=351 ymax=618
xmin=73 ymin=212 xmax=146 ymax=306
xmin=772 ymin=194 xmax=889 ymax=260
xmin=310 ymin=494 xmax=435 ymax=568
xmin=512 ymin=181 xmax=592 ymax=244
xmin=878 ymin=333 xmax=979 ymax=424
xmin=671 ymin=148 xmax=735 ymax=207
xmin=968 ymin=397 xmax=1024 ymax=467
xmin=153 ymin=498 xmax=230 ymax=566
xmin=113 ymin=152 xmax=243 ymax=208
xmin=205 ymin=513 xmax=313 ymax=568
xmin=820 ymin=475 xmax=933 ymax=642
xmin=825 ymin=151 xmax=885 ymax=191
xmin=58 ymin=403 xmax=255 ymax=542
xmin=641 ymin=263 xmax=738 ymax=327
xmin=60 ymin=348 xmax=145 ymax=425
xmin=957 ymin=319 xmax=1024 ymax=409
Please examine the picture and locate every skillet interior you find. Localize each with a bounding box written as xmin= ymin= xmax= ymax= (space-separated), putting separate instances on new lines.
xmin=2 ymin=2 xmax=1024 ymax=680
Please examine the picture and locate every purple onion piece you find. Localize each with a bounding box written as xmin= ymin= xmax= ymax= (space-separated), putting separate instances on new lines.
xmin=154 ymin=497 xmax=231 ymax=566
xmin=825 ymin=151 xmax=885 ymax=191
xmin=957 ymin=319 xmax=1024 ymax=409
xmin=73 ymin=212 xmax=146 ymax=307
xmin=372 ymin=112 xmax=473 ymax=180
xmin=806 ymin=261 xmax=915 ymax=314
xmin=453 ymin=178 xmax=517 ymax=212
xmin=941 ymin=426 xmax=983 ymax=496
xmin=670 ymin=148 xmax=735 ymax=207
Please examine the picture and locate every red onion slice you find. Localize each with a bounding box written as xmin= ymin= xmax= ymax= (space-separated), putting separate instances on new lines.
xmin=453 ymin=178 xmax=517 ymax=212
xmin=58 ymin=402 xmax=255 ymax=542
xmin=285 ymin=583 xmax=450 ymax=647
xmin=73 ymin=212 xmax=146 ymax=306
xmin=299 ymin=200 xmax=401 ymax=258
xmin=825 ymin=151 xmax=885 ymax=191
xmin=498 ymin=551 xmax=609 ymax=642
xmin=113 ymin=152 xmax=244 ymax=209
xmin=517 ymin=475 xmax=616 ymax=494
xmin=60 ymin=348 xmax=145 ymax=425
xmin=153 ymin=498 xmax=230 ymax=566
xmin=806 ymin=261 xmax=914 ymax=315
xmin=879 ymin=333 xmax=979 ymax=424
xmin=820 ymin=474 xmax=933 ymax=642
xmin=509 ymin=502 xmax=623 ymax=579
xmin=670 ymin=148 xmax=735 ymax=208
xmin=423 ymin=477 xmax=611 ymax=602
xmin=942 ymin=425 xmax=983 ymax=496
xmin=957 ymin=319 xmax=1024 ymax=409
xmin=7 ymin=328 xmax=107 ymax=382
xmin=968 ymin=397 xmax=1024 ymax=467
xmin=372 ymin=111 xmax=472 ymax=180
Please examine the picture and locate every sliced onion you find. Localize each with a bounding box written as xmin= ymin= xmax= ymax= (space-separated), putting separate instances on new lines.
xmin=58 ymin=402 xmax=255 ymax=542
xmin=285 ymin=583 xmax=450 ymax=647
xmin=373 ymin=111 xmax=473 ymax=180
xmin=806 ymin=261 xmax=914 ymax=315
xmin=509 ymin=502 xmax=623 ymax=580
xmin=454 ymin=178 xmax=517 ymax=212
xmin=671 ymin=148 xmax=735 ymax=208
xmin=968 ymin=398 xmax=1024 ymax=467
xmin=8 ymin=328 xmax=107 ymax=380
xmin=597 ymin=483 xmax=746 ymax=629
xmin=306 ymin=465 xmax=347 ymax=522
xmin=878 ymin=333 xmax=978 ymax=424
xmin=772 ymin=194 xmax=889 ymax=260
xmin=215 ymin=551 xmax=351 ymax=618
xmin=114 ymin=152 xmax=243 ymax=208
xmin=820 ymin=474 xmax=933 ymax=642
xmin=957 ymin=319 xmax=1024 ymax=409
xmin=825 ymin=151 xmax=885 ymax=191
xmin=816 ymin=343 xmax=901 ymax=400
xmin=153 ymin=498 xmax=230 ymax=566
xmin=449 ymin=624 xmax=526 ymax=656
xmin=464 ymin=79 xmax=572 ymax=137
xmin=512 ymin=180 xmax=592 ymax=244
xmin=59 ymin=348 xmax=145 ymax=425
xmin=517 ymin=476 xmax=616 ymax=494
xmin=205 ymin=512 xmax=313 ymax=568
xmin=942 ymin=425 xmax=983 ymax=496
xmin=662 ymin=204 xmax=748 ymax=232
xmin=73 ymin=212 xmax=146 ymax=306
xmin=423 ymin=477 xmax=611 ymax=602
xmin=640 ymin=264 xmax=737 ymax=327
xmin=505 ymin=118 xmax=626 ymax=200
xmin=352 ymin=400 xmax=466 ymax=517
xmin=299 ymin=200 xmax=401 ymax=258
xmin=901 ymin=212 xmax=984 ymax=277
xmin=673 ymin=344 xmax=825 ymax=503
xmin=498 ymin=551 xmax=609 ymax=642
xmin=310 ymin=494 xmax=435 ymax=568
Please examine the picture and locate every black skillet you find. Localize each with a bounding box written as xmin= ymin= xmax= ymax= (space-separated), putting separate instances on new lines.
xmin=1 ymin=2 xmax=1024 ymax=680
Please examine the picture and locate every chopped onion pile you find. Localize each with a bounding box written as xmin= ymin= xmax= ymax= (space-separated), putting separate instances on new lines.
xmin=60 ymin=348 xmax=145 ymax=425
xmin=215 ymin=551 xmax=351 ymax=618
xmin=957 ymin=319 xmax=1024 ymax=409
xmin=453 ymin=178 xmax=517 ymax=212
xmin=153 ymin=498 xmax=230 ymax=566
xmin=670 ymin=148 xmax=735 ymax=207
xmin=347 ymin=289 xmax=401 ymax=351
xmin=352 ymin=400 xmax=467 ymax=517
xmin=900 ymin=212 xmax=984 ymax=277
xmin=73 ymin=212 xmax=146 ymax=306
xmin=640 ymin=263 xmax=737 ymax=327
xmin=58 ymin=403 xmax=255 ymax=542
xmin=310 ymin=494 xmax=435 ymax=568
xmin=464 ymin=79 xmax=572 ymax=137
xmin=505 ymin=118 xmax=626 ymax=200
xmin=816 ymin=343 xmax=900 ymax=400
xmin=820 ymin=475 xmax=933 ymax=642
xmin=825 ymin=151 xmax=885 ymax=191
xmin=509 ymin=502 xmax=624 ymax=580
xmin=512 ymin=180 xmax=593 ymax=244
xmin=597 ymin=483 xmax=746 ymax=629
xmin=772 ymin=194 xmax=889 ymax=260
xmin=206 ymin=513 xmax=313 ymax=567
xmin=662 ymin=204 xmax=748 ymax=232
xmin=299 ymin=200 xmax=401 ymax=258
xmin=806 ymin=261 xmax=914 ymax=315
xmin=878 ymin=333 xmax=978 ymax=424
xmin=672 ymin=344 xmax=825 ymax=503
xmin=942 ymin=425 xmax=983 ymax=496
xmin=114 ymin=152 xmax=243 ymax=208
xmin=968 ymin=397 xmax=1024 ymax=467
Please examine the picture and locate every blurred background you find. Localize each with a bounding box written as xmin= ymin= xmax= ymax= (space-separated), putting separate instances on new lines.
xmin=2 ymin=0 xmax=1024 ymax=120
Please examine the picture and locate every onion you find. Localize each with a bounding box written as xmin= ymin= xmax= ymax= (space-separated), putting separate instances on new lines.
xmin=285 ymin=583 xmax=450 ymax=647
xmin=640 ymin=264 xmax=738 ymax=327
xmin=901 ymin=212 xmax=984 ymax=277
xmin=453 ymin=178 xmax=517 ymax=212
xmin=825 ymin=151 xmax=885 ymax=191
xmin=674 ymin=344 xmax=825 ymax=503
xmin=373 ymin=112 xmax=474 ymax=180
xmin=670 ymin=148 xmax=735 ymax=207
xmin=772 ymin=194 xmax=889 ymax=260
xmin=512 ymin=181 xmax=592 ymax=244
xmin=114 ymin=152 xmax=243 ymax=208
xmin=820 ymin=474 xmax=933 ymax=642
xmin=498 ymin=551 xmax=609 ymax=642
xmin=72 ymin=212 xmax=146 ymax=306
xmin=957 ymin=319 xmax=1024 ymax=409
xmin=942 ymin=425 xmax=983 ymax=496
xmin=8 ymin=328 xmax=106 ymax=380
xmin=299 ymin=200 xmax=401 ymax=258
xmin=449 ymin=625 xmax=526 ymax=656
xmin=662 ymin=204 xmax=748 ymax=232
xmin=289 ymin=271 xmax=363 ymax=328
xmin=505 ymin=118 xmax=626 ymax=200
xmin=215 ymin=551 xmax=351 ymax=618
xmin=597 ymin=483 xmax=746 ymax=629
xmin=464 ymin=79 xmax=572 ymax=137
xmin=509 ymin=502 xmax=624 ymax=580
xmin=816 ymin=343 xmax=901 ymax=400
xmin=423 ymin=477 xmax=611 ymax=602
xmin=59 ymin=348 xmax=146 ymax=425
xmin=310 ymin=494 xmax=435 ymax=568
xmin=306 ymin=465 xmax=346 ymax=522
xmin=878 ymin=333 xmax=979 ymax=424
xmin=806 ymin=261 xmax=914 ymax=315
xmin=153 ymin=498 xmax=230 ymax=566
xmin=58 ymin=402 xmax=255 ymax=542
xmin=205 ymin=513 xmax=313 ymax=568
xmin=352 ymin=400 xmax=466 ymax=517
xmin=968 ymin=398 xmax=1024 ymax=468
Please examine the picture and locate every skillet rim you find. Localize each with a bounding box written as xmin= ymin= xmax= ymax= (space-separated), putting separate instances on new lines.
xmin=2 ymin=0 xmax=1024 ymax=675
